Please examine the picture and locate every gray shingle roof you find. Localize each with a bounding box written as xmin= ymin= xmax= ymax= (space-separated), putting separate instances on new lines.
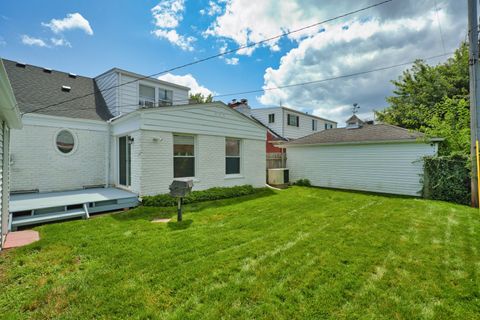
xmin=2 ymin=59 xmax=112 ymax=121
xmin=283 ymin=123 xmax=431 ymax=146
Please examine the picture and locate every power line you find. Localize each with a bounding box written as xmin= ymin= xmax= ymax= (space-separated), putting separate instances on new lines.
xmin=21 ymin=0 xmax=394 ymax=116
xmin=27 ymin=51 xmax=453 ymax=114
xmin=433 ymin=0 xmax=447 ymax=54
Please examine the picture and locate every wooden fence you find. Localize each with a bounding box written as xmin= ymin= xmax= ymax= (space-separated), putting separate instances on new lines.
xmin=266 ymin=152 xmax=287 ymax=169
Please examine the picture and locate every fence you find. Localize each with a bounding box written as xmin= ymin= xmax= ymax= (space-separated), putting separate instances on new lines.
xmin=267 ymin=152 xmax=287 ymax=169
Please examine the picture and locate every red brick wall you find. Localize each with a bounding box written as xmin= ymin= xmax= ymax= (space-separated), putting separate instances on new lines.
xmin=266 ymin=131 xmax=284 ymax=153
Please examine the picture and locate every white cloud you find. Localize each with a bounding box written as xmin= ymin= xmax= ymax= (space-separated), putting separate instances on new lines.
xmin=0 ymin=36 xmax=6 ymax=47
xmin=225 ymin=57 xmax=239 ymax=65
xmin=204 ymin=0 xmax=323 ymax=55
xmin=51 ymin=37 xmax=71 ymax=47
xmin=151 ymin=0 xmax=196 ymax=51
xmin=42 ymin=13 xmax=93 ymax=35
xmin=200 ymin=1 xmax=223 ymax=16
xmin=152 ymin=29 xmax=195 ymax=51
xmin=258 ymin=2 xmax=466 ymax=124
xmin=158 ymin=73 xmax=214 ymax=97
xmin=21 ymin=35 xmax=48 ymax=47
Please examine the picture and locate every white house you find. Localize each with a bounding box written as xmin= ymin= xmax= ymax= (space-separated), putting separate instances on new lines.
xmin=2 ymin=59 xmax=266 ymax=229
xmin=243 ymin=104 xmax=337 ymax=140
xmin=0 ymin=60 xmax=22 ymax=249
xmin=280 ymin=115 xmax=442 ymax=196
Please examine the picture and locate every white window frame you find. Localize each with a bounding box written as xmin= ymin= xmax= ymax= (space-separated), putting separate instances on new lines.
xmin=312 ymin=119 xmax=318 ymax=131
xmin=287 ymin=114 xmax=299 ymax=127
xmin=159 ymin=88 xmax=174 ymax=106
xmin=173 ymin=134 xmax=196 ymax=178
xmin=225 ymin=138 xmax=242 ymax=176
xmin=268 ymin=113 xmax=275 ymax=123
xmin=53 ymin=128 xmax=78 ymax=156
xmin=139 ymin=83 xmax=156 ymax=108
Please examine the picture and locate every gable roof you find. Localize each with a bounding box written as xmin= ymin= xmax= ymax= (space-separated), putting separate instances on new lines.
xmin=345 ymin=114 xmax=364 ymax=124
xmin=2 ymin=59 xmax=112 ymax=121
xmin=282 ymin=123 xmax=442 ymax=146
xmin=0 ymin=60 xmax=22 ymax=129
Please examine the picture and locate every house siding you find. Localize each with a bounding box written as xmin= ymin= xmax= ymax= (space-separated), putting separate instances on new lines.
xmin=250 ymin=108 xmax=284 ymax=137
xmin=94 ymin=70 xmax=119 ymax=116
xmin=135 ymin=130 xmax=265 ymax=196
xmin=0 ymin=121 xmax=5 ymax=244
xmin=282 ymin=109 xmax=337 ymax=139
xmin=117 ymin=74 xmax=190 ymax=115
xmin=286 ymin=142 xmax=437 ymax=196
xmin=10 ymin=123 xmax=108 ymax=193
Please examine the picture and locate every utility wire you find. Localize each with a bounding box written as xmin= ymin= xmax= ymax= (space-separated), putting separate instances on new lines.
xmin=21 ymin=0 xmax=394 ymax=116
xmin=433 ymin=0 xmax=447 ymax=54
xmin=28 ymin=51 xmax=453 ymax=114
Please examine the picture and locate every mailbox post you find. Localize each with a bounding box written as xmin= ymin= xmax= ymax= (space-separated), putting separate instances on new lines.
xmin=169 ymin=179 xmax=193 ymax=222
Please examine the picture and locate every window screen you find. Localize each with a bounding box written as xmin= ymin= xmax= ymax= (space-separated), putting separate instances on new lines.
xmin=226 ymin=138 xmax=240 ymax=175
xmin=174 ymin=135 xmax=195 ymax=177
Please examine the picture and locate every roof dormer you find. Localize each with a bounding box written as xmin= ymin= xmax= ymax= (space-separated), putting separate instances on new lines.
xmin=346 ymin=115 xmax=364 ymax=129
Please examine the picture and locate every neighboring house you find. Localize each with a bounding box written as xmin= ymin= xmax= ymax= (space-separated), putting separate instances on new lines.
xmin=245 ymin=104 xmax=337 ymax=140
xmin=280 ymin=115 xmax=442 ymax=196
xmin=229 ymin=99 xmax=336 ymax=169
xmin=0 ymin=60 xmax=22 ymax=249
xmin=2 ymin=59 xmax=266 ymax=228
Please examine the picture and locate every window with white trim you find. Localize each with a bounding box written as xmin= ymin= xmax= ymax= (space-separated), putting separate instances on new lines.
xmin=173 ymin=135 xmax=195 ymax=178
xmin=312 ymin=119 xmax=318 ymax=131
xmin=56 ymin=130 xmax=75 ymax=154
xmin=287 ymin=114 xmax=299 ymax=127
xmin=226 ymin=138 xmax=241 ymax=175
xmin=268 ymin=113 xmax=275 ymax=123
xmin=139 ymin=84 xmax=155 ymax=107
xmin=159 ymin=89 xmax=173 ymax=106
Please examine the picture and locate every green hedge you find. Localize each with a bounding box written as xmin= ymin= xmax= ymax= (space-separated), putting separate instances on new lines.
xmin=142 ymin=185 xmax=258 ymax=207
xmin=294 ymin=179 xmax=311 ymax=187
xmin=423 ymin=155 xmax=471 ymax=205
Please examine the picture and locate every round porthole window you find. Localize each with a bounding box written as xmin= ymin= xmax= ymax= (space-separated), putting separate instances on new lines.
xmin=56 ymin=130 xmax=75 ymax=154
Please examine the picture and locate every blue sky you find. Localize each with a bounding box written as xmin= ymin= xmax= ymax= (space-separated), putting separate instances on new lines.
xmin=0 ymin=0 xmax=467 ymax=123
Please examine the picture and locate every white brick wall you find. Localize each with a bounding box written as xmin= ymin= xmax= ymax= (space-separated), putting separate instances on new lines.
xmin=135 ymin=130 xmax=266 ymax=196
xmin=10 ymin=124 xmax=108 ymax=192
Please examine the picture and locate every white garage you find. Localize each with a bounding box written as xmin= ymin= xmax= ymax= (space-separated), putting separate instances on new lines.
xmin=281 ymin=116 xmax=442 ymax=196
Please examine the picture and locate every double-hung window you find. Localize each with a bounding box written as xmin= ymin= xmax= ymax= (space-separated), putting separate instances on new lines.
xmin=287 ymin=114 xmax=299 ymax=127
xmin=173 ymin=135 xmax=195 ymax=178
xmin=226 ymin=138 xmax=241 ymax=175
xmin=139 ymin=84 xmax=156 ymax=107
xmin=312 ymin=119 xmax=318 ymax=131
xmin=268 ymin=113 xmax=275 ymax=123
xmin=159 ymin=89 xmax=173 ymax=106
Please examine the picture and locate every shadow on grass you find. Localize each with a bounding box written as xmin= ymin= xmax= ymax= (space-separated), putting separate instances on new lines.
xmin=111 ymin=188 xmax=277 ymax=222
xmin=167 ymin=219 xmax=193 ymax=230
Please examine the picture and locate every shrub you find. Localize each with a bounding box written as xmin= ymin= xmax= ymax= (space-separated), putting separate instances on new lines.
xmin=422 ymin=155 xmax=470 ymax=205
xmin=142 ymin=185 xmax=258 ymax=207
xmin=294 ymin=179 xmax=311 ymax=187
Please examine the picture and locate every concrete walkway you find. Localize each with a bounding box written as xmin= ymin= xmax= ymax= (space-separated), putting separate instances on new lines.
xmin=3 ymin=230 xmax=40 ymax=249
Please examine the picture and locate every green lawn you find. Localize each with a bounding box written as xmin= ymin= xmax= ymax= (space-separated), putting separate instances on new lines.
xmin=1 ymin=187 xmax=479 ymax=319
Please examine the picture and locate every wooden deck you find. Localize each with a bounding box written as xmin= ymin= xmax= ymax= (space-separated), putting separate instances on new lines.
xmin=9 ymin=188 xmax=139 ymax=230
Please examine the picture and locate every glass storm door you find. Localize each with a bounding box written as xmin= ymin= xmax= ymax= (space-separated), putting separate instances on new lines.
xmin=118 ymin=136 xmax=131 ymax=187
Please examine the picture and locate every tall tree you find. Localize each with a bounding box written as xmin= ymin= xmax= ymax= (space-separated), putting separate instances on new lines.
xmin=377 ymin=43 xmax=469 ymax=130
xmin=376 ymin=43 xmax=469 ymax=155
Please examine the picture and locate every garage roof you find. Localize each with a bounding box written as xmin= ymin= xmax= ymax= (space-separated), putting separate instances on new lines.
xmin=282 ymin=123 xmax=441 ymax=146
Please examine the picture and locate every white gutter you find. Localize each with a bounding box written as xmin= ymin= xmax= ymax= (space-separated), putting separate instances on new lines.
xmin=275 ymin=138 xmax=444 ymax=148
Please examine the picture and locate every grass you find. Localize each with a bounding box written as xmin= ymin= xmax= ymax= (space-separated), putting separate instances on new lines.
xmin=1 ymin=186 xmax=480 ymax=319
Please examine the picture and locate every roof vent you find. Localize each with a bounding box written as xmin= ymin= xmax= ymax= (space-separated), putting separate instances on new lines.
xmin=15 ymin=61 xmax=26 ymax=68
xmin=61 ymin=85 xmax=71 ymax=92
xmin=43 ymin=67 xmax=52 ymax=73
xmin=68 ymin=73 xmax=77 ymax=79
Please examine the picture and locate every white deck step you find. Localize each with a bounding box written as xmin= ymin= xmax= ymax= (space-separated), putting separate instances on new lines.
xmin=11 ymin=208 xmax=86 ymax=229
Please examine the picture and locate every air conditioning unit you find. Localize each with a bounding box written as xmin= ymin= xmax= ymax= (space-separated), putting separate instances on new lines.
xmin=139 ymin=99 xmax=155 ymax=108
xmin=268 ymin=168 xmax=289 ymax=187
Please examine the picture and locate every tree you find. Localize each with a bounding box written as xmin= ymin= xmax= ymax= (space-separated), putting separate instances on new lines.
xmin=189 ymin=93 xmax=213 ymax=104
xmin=376 ymin=42 xmax=469 ymax=156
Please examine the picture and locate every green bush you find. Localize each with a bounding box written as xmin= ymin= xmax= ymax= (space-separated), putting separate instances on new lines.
xmin=423 ymin=155 xmax=470 ymax=205
xmin=142 ymin=185 xmax=258 ymax=207
xmin=294 ymin=179 xmax=311 ymax=187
